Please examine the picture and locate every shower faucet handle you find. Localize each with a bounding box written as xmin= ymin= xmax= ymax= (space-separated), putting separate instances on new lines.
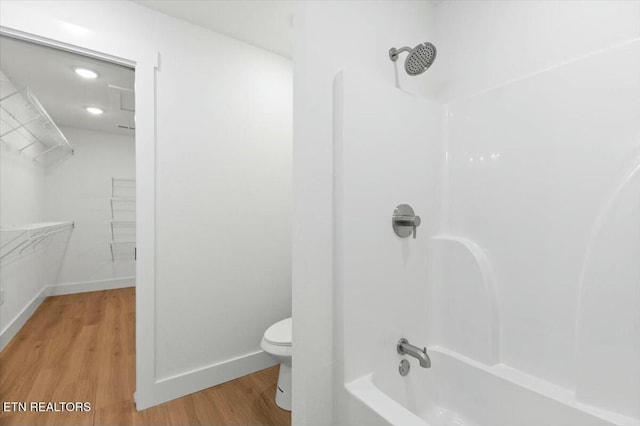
xmin=392 ymin=204 xmax=421 ymax=239
xmin=395 ymin=215 xmax=421 ymax=238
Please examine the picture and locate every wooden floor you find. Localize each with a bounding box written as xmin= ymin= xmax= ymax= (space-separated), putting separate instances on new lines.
xmin=0 ymin=288 xmax=291 ymax=426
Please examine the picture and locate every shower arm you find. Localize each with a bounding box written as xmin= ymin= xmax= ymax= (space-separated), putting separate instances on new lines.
xmin=389 ymin=46 xmax=412 ymax=61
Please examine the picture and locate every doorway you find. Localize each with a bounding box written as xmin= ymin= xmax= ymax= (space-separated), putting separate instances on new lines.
xmin=0 ymin=35 xmax=138 ymax=420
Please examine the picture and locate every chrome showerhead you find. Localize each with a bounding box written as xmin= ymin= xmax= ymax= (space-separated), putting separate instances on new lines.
xmin=389 ymin=42 xmax=437 ymax=76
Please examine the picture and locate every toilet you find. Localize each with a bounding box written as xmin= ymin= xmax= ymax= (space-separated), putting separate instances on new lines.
xmin=261 ymin=317 xmax=292 ymax=411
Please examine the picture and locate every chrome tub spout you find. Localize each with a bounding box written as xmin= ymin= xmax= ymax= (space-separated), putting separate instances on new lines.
xmin=397 ymin=338 xmax=431 ymax=368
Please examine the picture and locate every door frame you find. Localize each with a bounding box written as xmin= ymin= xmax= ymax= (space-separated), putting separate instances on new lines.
xmin=0 ymin=22 xmax=159 ymax=409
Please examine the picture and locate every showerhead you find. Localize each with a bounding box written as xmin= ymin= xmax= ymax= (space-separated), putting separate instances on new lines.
xmin=389 ymin=42 xmax=437 ymax=76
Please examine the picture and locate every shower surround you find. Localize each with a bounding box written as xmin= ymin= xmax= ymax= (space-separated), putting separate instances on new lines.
xmin=330 ymin=2 xmax=640 ymax=425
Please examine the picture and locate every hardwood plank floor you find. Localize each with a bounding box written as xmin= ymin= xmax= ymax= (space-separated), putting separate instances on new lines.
xmin=0 ymin=288 xmax=291 ymax=426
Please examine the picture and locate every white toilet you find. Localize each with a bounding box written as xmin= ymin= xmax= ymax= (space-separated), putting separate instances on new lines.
xmin=261 ymin=317 xmax=292 ymax=411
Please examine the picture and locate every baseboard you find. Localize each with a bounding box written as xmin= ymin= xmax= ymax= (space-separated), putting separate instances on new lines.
xmin=0 ymin=277 xmax=135 ymax=351
xmin=0 ymin=286 xmax=51 ymax=352
xmin=135 ymin=350 xmax=277 ymax=409
xmin=48 ymin=277 xmax=135 ymax=296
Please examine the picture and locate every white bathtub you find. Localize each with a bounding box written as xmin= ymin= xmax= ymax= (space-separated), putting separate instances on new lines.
xmin=345 ymin=347 xmax=639 ymax=426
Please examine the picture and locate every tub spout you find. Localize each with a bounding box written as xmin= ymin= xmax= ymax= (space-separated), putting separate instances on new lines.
xmin=397 ymin=338 xmax=431 ymax=368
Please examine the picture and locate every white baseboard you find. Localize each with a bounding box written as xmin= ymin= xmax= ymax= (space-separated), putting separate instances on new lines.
xmin=48 ymin=277 xmax=135 ymax=296
xmin=0 ymin=277 xmax=135 ymax=351
xmin=0 ymin=286 xmax=51 ymax=352
xmin=135 ymin=350 xmax=277 ymax=409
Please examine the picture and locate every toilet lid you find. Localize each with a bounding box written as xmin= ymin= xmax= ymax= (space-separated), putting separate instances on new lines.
xmin=264 ymin=317 xmax=292 ymax=346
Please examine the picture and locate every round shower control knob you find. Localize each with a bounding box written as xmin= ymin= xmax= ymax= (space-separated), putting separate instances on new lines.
xmin=392 ymin=204 xmax=422 ymax=239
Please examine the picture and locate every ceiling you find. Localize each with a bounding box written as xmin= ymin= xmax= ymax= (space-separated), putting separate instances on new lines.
xmin=133 ymin=0 xmax=294 ymax=58
xmin=0 ymin=36 xmax=135 ymax=136
xmin=0 ymin=1 xmax=291 ymax=138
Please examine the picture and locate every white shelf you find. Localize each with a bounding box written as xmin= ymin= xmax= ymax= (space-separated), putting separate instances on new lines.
xmin=0 ymin=221 xmax=74 ymax=262
xmin=111 ymin=220 xmax=136 ymax=243
xmin=110 ymin=241 xmax=135 ymax=261
xmin=110 ymin=198 xmax=136 ymax=221
xmin=0 ymin=87 xmax=74 ymax=164
xmin=112 ymin=178 xmax=136 ymax=199
xmin=110 ymin=178 xmax=136 ymax=261
xmin=2 ymin=221 xmax=73 ymax=232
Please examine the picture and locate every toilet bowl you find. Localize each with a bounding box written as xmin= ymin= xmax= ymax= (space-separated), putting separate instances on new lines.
xmin=261 ymin=317 xmax=292 ymax=411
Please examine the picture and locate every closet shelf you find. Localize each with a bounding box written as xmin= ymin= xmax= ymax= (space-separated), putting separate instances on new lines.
xmin=112 ymin=178 xmax=136 ymax=199
xmin=111 ymin=220 xmax=136 ymax=243
xmin=0 ymin=87 xmax=74 ymax=163
xmin=0 ymin=221 xmax=74 ymax=262
xmin=110 ymin=241 xmax=135 ymax=261
xmin=110 ymin=198 xmax=135 ymax=221
xmin=110 ymin=178 xmax=136 ymax=261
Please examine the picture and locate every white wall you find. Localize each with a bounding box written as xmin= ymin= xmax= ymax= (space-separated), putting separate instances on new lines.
xmin=44 ymin=127 xmax=135 ymax=287
xmin=0 ymin=70 xmax=44 ymax=227
xmin=432 ymin=0 xmax=640 ymax=419
xmin=0 ymin=0 xmax=292 ymax=408
xmin=292 ymin=2 xmax=436 ymax=424
xmin=0 ymin=141 xmax=44 ymax=226
xmin=431 ymin=0 xmax=640 ymax=103
xmin=0 ymin=70 xmax=50 ymax=350
xmin=153 ymin=36 xmax=292 ymax=382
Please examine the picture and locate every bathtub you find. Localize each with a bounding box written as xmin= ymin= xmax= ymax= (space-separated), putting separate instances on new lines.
xmin=345 ymin=347 xmax=639 ymax=426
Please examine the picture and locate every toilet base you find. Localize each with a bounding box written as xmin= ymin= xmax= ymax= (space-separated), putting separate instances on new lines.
xmin=275 ymin=363 xmax=291 ymax=411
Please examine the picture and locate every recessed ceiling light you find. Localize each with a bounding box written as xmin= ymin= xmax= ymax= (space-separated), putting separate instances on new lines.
xmin=75 ymin=68 xmax=98 ymax=79
xmin=86 ymin=107 xmax=104 ymax=115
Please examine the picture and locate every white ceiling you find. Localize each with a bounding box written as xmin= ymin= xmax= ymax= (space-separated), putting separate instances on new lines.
xmin=0 ymin=36 xmax=135 ymax=136
xmin=0 ymin=1 xmax=292 ymax=138
xmin=133 ymin=0 xmax=294 ymax=58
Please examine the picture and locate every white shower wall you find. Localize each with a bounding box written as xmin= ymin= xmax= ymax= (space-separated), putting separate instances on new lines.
xmin=314 ymin=1 xmax=640 ymax=424
xmin=431 ymin=1 xmax=640 ymax=102
xmin=431 ymin=0 xmax=640 ymax=417
xmin=334 ymin=68 xmax=443 ymax=391
xmin=292 ymin=2 xmax=437 ymax=424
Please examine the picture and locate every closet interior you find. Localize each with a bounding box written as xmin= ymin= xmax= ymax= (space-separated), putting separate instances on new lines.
xmin=0 ymin=36 xmax=136 ymax=350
